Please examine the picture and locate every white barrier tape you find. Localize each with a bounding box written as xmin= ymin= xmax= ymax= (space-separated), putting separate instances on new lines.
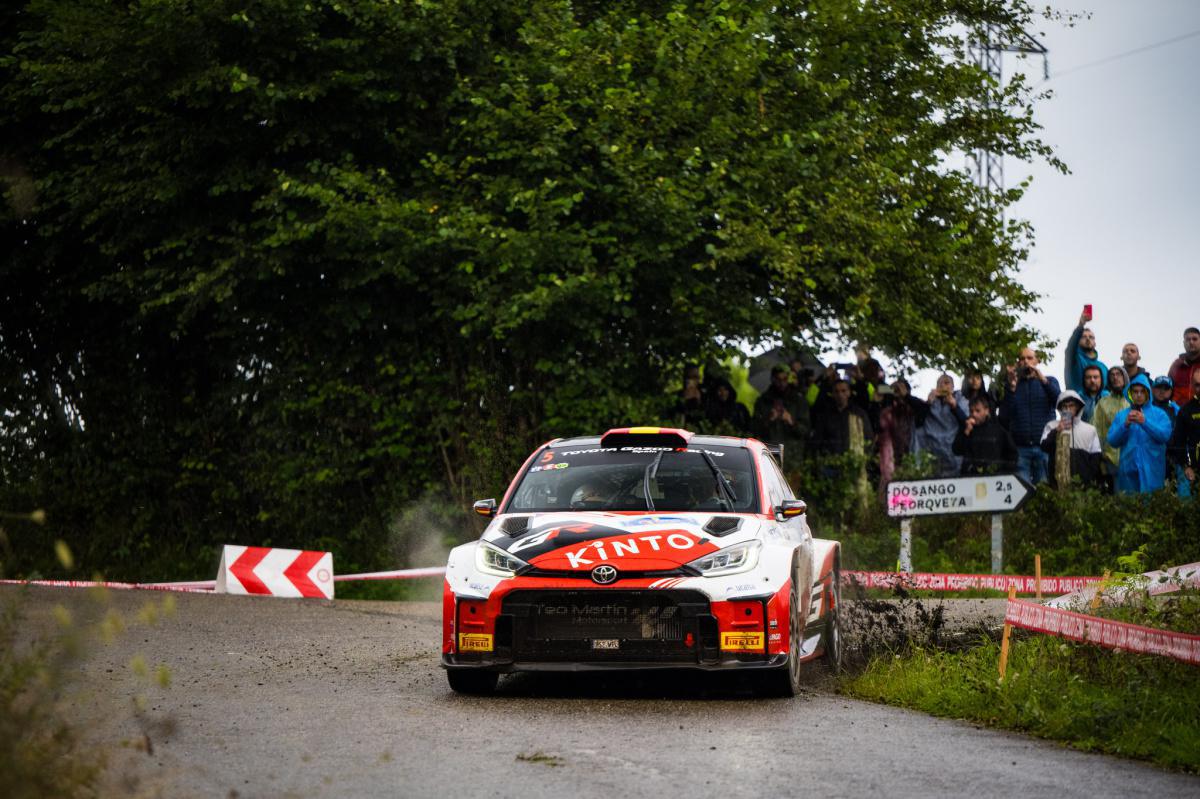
xmin=1005 ymin=598 xmax=1200 ymax=666
xmin=1 ymin=567 xmax=447 ymax=595
xmin=1046 ymin=561 xmax=1200 ymax=609
xmin=333 ymin=566 xmax=446 ymax=582
xmin=845 ymin=570 xmax=1101 ymax=595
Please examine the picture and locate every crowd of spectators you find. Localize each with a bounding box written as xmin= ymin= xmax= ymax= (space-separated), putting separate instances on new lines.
xmin=671 ymin=319 xmax=1200 ymax=498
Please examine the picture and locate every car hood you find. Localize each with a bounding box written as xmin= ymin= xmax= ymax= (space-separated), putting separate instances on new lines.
xmin=483 ymin=512 xmax=760 ymax=572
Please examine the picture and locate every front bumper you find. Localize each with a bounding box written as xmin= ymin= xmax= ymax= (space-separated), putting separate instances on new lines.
xmin=441 ymin=653 xmax=789 ymax=673
xmin=444 ymin=588 xmax=782 ymax=672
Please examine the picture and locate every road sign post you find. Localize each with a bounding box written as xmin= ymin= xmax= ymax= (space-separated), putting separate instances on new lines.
xmin=885 ymin=475 xmax=1033 ymax=573
xmin=991 ymin=514 xmax=1004 ymax=574
xmin=899 ymin=518 xmax=913 ymax=573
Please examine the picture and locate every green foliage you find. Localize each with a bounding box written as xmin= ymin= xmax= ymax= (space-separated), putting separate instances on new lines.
xmin=2 ymin=1 xmax=1061 ymax=578
xmin=0 ymin=538 xmax=177 ymax=796
xmin=845 ymin=595 xmax=1200 ymax=772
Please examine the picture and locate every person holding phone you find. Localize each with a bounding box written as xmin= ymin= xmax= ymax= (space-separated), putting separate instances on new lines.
xmin=1107 ymin=373 xmax=1173 ymax=494
xmin=1064 ymin=305 xmax=1107 ymax=394
xmin=999 ymin=347 xmax=1061 ymax=485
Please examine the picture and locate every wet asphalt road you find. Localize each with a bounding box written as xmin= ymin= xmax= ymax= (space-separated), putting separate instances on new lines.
xmin=7 ymin=585 xmax=1199 ymax=798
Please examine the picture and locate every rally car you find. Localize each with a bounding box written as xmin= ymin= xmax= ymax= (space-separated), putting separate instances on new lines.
xmin=441 ymin=427 xmax=841 ymax=696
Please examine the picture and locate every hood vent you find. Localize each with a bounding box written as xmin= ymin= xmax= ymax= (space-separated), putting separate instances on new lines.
xmin=703 ymin=516 xmax=742 ymax=537
xmin=500 ymin=515 xmax=531 ymax=536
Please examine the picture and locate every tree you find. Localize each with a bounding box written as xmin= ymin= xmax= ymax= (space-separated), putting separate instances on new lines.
xmin=1 ymin=0 xmax=1059 ymax=575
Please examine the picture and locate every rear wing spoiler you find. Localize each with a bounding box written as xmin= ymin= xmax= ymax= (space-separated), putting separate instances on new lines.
xmin=766 ymin=443 xmax=784 ymax=465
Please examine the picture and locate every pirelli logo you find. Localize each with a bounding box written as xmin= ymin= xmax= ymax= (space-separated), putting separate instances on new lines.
xmin=720 ymin=632 xmax=764 ymax=652
xmin=458 ymin=633 xmax=494 ymax=652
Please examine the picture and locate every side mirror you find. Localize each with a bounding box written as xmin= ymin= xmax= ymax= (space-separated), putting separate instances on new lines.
xmin=776 ymin=499 xmax=806 ymax=520
xmin=472 ymin=498 xmax=497 ymax=518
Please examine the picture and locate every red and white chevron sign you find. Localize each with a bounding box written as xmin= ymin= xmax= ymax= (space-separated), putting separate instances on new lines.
xmin=215 ymin=545 xmax=335 ymax=599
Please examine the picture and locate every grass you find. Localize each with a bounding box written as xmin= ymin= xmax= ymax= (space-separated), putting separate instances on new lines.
xmin=843 ymin=595 xmax=1200 ymax=772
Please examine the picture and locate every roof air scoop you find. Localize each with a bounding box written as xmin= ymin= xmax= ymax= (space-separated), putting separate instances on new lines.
xmin=600 ymin=427 xmax=693 ymax=449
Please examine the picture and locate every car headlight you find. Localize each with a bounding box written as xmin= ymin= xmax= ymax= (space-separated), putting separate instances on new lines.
xmin=687 ymin=540 xmax=761 ymax=577
xmin=475 ymin=541 xmax=529 ymax=577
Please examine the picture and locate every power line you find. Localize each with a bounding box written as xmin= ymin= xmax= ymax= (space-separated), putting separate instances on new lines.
xmin=1048 ymin=28 xmax=1200 ymax=80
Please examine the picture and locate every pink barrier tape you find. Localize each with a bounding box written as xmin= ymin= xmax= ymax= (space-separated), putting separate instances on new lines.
xmin=844 ymin=570 xmax=1102 ymax=595
xmin=1005 ymin=597 xmax=1200 ymax=666
xmin=0 ymin=579 xmax=214 ymax=594
xmin=333 ymin=567 xmax=446 ymax=582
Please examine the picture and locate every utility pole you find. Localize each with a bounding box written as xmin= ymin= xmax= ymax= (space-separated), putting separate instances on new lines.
xmin=967 ymin=25 xmax=1049 ymax=203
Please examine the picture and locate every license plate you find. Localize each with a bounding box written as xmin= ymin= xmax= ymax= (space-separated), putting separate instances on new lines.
xmin=591 ymin=639 xmax=620 ymax=650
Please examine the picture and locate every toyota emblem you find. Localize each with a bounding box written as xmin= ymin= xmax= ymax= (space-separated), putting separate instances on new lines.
xmin=590 ymin=565 xmax=618 ymax=585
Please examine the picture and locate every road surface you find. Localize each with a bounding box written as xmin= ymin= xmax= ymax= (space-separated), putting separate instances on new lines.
xmin=6 ymin=586 xmax=1197 ymax=798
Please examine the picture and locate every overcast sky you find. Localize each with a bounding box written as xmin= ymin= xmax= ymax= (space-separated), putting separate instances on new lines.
xmin=1012 ymin=0 xmax=1199 ymax=386
xmin=823 ymin=0 xmax=1199 ymax=394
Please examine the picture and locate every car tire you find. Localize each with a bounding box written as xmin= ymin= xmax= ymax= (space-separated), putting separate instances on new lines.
xmin=447 ymin=669 xmax=499 ymax=695
xmin=822 ymin=555 xmax=842 ymax=674
xmin=756 ymin=551 xmax=808 ymax=698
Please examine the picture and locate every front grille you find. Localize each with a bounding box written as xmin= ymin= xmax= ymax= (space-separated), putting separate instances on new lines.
xmin=517 ymin=567 xmax=692 ymax=580
xmin=502 ymin=590 xmax=714 ymax=663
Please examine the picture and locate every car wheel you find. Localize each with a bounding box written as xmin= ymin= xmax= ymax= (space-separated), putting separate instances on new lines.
xmin=823 ymin=556 xmax=842 ymax=674
xmin=756 ymin=552 xmax=807 ymax=697
xmin=447 ymin=669 xmax=499 ymax=695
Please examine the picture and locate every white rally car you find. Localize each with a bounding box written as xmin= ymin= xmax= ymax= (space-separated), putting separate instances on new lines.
xmin=441 ymin=427 xmax=841 ymax=695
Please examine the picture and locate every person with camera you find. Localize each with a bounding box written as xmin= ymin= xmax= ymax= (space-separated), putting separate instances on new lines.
xmin=918 ymin=373 xmax=967 ymax=477
xmin=1039 ymin=391 xmax=1101 ymax=490
xmin=1106 ymin=373 xmax=1173 ymax=494
xmin=953 ymin=395 xmax=1017 ymax=475
xmin=1064 ymin=307 xmax=1107 ymax=394
xmin=752 ymin=365 xmax=809 ymax=467
xmin=999 ymin=347 xmax=1061 ymax=485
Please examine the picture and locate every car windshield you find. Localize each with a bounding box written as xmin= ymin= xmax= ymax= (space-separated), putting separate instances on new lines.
xmin=506 ymin=444 xmax=759 ymax=513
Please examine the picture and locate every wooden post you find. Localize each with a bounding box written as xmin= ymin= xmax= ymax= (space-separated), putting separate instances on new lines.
xmin=1090 ymin=569 xmax=1111 ymax=612
xmin=1035 ymin=554 xmax=1042 ymax=601
xmin=898 ymin=518 xmax=912 ymax=573
xmin=998 ymin=585 xmax=1016 ymax=681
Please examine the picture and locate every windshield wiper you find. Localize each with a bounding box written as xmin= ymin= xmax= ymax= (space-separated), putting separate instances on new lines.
xmin=643 ymin=451 xmax=664 ymax=512
xmin=700 ymin=451 xmax=738 ymax=511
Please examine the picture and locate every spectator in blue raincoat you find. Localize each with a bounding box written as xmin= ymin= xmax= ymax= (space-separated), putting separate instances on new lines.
xmin=1106 ymin=373 xmax=1173 ymax=494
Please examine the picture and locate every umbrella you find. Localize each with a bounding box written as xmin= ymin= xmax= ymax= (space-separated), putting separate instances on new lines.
xmin=747 ymin=347 xmax=824 ymax=393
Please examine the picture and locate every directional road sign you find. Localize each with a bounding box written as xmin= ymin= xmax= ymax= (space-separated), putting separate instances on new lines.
xmin=886 ymin=474 xmax=1034 ymax=518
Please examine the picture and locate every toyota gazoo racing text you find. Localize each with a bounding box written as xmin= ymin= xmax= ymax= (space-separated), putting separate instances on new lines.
xmin=441 ymin=427 xmax=841 ymax=696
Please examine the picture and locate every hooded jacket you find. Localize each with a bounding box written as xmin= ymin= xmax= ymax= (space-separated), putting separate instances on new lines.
xmin=1107 ymin=373 xmax=1173 ymax=493
xmin=1092 ymin=366 xmax=1130 ymax=472
xmin=1039 ymin=390 xmax=1101 ymax=488
xmin=1064 ymin=325 xmax=1107 ymax=395
xmin=704 ymin=378 xmax=751 ymax=434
